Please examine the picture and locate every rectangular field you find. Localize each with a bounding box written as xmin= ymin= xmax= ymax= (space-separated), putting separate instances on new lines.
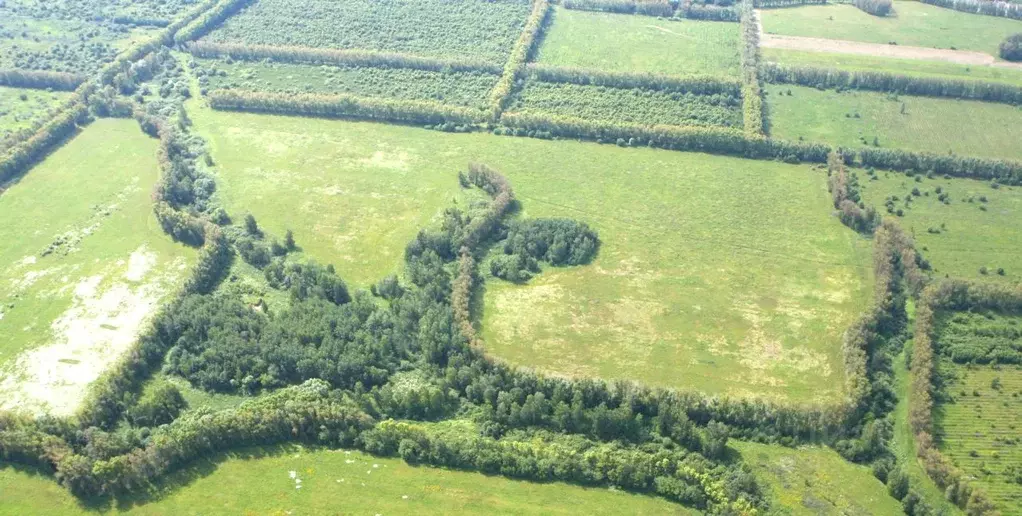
xmin=859 ymin=171 xmax=1022 ymax=283
xmin=536 ymin=8 xmax=741 ymax=77
xmin=766 ymin=84 xmax=1022 ymax=162
xmin=189 ymin=104 xmax=872 ymax=404
xmin=203 ymin=0 xmax=532 ymax=63
xmin=759 ymin=3 xmax=1022 ymax=58
xmin=0 ymin=119 xmax=195 ymax=416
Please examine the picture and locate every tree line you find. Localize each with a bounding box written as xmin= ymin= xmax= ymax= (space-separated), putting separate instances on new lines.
xmin=920 ymin=0 xmax=1022 ymax=21
xmin=752 ymin=0 xmax=830 ymax=7
xmin=526 ymin=63 xmax=742 ymax=96
xmin=0 ymin=69 xmax=86 ymax=91
xmin=562 ymin=0 xmax=740 ymax=21
xmin=489 ymin=0 xmax=550 ymax=121
xmin=827 ymin=152 xmax=880 ymax=235
xmin=761 ymin=63 xmax=1022 ymax=106
xmin=174 ymin=0 xmax=255 ymax=44
xmin=186 ymin=41 xmax=503 ymax=75
xmin=852 ymin=147 xmax=1022 ymax=185
xmin=739 ymin=0 xmax=765 ymax=136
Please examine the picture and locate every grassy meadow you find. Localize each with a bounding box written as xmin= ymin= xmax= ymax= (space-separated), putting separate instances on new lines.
xmin=0 ymin=445 xmax=694 ymax=515
xmin=760 ymin=3 xmax=1022 ymax=58
xmin=938 ymin=364 xmax=1022 ymax=513
xmin=0 ymin=119 xmax=195 ymax=414
xmin=734 ymin=441 xmax=904 ymax=515
xmin=766 ymin=84 xmax=1022 ymax=161
xmin=536 ymin=8 xmax=741 ymax=77
xmin=859 ymin=172 xmax=1022 ymax=283
xmin=0 ymin=86 xmax=70 ymax=132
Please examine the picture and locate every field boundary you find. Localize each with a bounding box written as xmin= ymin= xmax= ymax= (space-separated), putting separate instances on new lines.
xmin=740 ymin=0 xmax=766 ymax=136
xmin=562 ymin=0 xmax=741 ymax=21
xmin=488 ymin=0 xmax=551 ymax=121
xmin=525 ymin=63 xmax=742 ymax=95
xmin=920 ymin=0 xmax=1022 ymax=21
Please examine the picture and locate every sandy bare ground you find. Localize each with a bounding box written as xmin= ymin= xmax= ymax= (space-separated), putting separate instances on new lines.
xmin=756 ymin=11 xmax=1022 ymax=70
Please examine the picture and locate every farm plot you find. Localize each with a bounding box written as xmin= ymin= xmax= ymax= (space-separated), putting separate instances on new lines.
xmin=508 ymin=79 xmax=743 ymax=128
xmin=734 ymin=441 xmax=904 ymax=515
xmin=759 ymin=3 xmax=1022 ymax=59
xmin=189 ymin=103 xmax=872 ymax=403
xmin=859 ymin=171 xmax=1022 ymax=283
xmin=536 ymin=7 xmax=741 ymax=78
xmin=0 ymin=445 xmax=694 ymax=515
xmin=937 ymin=364 xmax=1022 ymax=513
xmin=765 ymin=84 xmax=1022 ymax=162
xmin=0 ymin=119 xmax=195 ymax=416
xmin=196 ymin=58 xmax=498 ymax=109
xmin=202 ymin=0 xmax=532 ymax=63
xmin=0 ymin=86 xmax=70 ymax=151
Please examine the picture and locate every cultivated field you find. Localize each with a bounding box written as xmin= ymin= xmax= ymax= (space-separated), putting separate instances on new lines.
xmin=759 ymin=3 xmax=1022 ymax=58
xmin=536 ymin=8 xmax=741 ymax=77
xmin=766 ymin=85 xmax=1022 ymax=162
xmin=0 ymin=119 xmax=195 ymax=415
xmin=859 ymin=172 xmax=1022 ymax=283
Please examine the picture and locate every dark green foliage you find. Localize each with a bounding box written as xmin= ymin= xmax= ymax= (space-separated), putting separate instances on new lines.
xmin=0 ymin=69 xmax=84 ymax=91
xmin=126 ymin=382 xmax=188 ymax=427
xmin=855 ymin=146 xmax=1022 ymax=185
xmin=854 ymin=0 xmax=892 ymax=16
xmin=1001 ymin=33 xmax=1022 ymax=62
xmin=936 ymin=310 xmax=1022 ymax=364
xmin=371 ymin=275 xmax=404 ymax=300
xmin=827 ymin=152 xmax=880 ymax=235
xmin=491 ymin=218 xmax=599 ymax=282
xmin=920 ymin=0 xmax=1021 ymax=21
xmin=264 ymin=259 xmax=351 ymax=305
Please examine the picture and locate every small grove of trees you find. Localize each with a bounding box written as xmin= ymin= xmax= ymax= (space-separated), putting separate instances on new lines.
xmin=490 ymin=219 xmax=600 ymax=282
xmin=1001 ymin=33 xmax=1022 ymax=62
xmin=854 ymin=0 xmax=892 ymax=16
xmin=125 ymin=381 xmax=187 ymax=427
xmin=488 ymin=0 xmax=550 ymax=120
xmin=526 ymin=63 xmax=741 ymax=96
xmin=826 ymin=152 xmax=880 ymax=234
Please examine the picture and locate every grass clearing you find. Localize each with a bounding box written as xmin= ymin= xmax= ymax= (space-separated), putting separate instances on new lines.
xmin=188 ymin=103 xmax=871 ymax=403
xmin=0 ymin=119 xmax=195 ymax=416
xmin=760 ymin=3 xmax=1022 ymax=58
xmin=0 ymin=445 xmax=694 ymax=515
xmin=536 ymin=8 xmax=741 ymax=77
xmin=859 ymin=172 xmax=1022 ymax=283
xmin=0 ymin=85 xmax=70 ymax=150
xmin=734 ymin=440 xmax=903 ymax=515
xmin=766 ymin=84 xmax=1022 ymax=162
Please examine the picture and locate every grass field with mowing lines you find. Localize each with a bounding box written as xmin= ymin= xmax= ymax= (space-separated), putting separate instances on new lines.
xmin=734 ymin=440 xmax=903 ymax=515
xmin=859 ymin=172 xmax=1022 ymax=283
xmin=188 ymin=103 xmax=871 ymax=403
xmin=760 ymin=3 xmax=1022 ymax=58
xmin=938 ymin=364 xmax=1022 ymax=512
xmin=536 ymin=8 xmax=741 ymax=77
xmin=762 ymin=48 xmax=1022 ymax=86
xmin=0 ymin=445 xmax=694 ymax=515
xmin=766 ymin=84 xmax=1022 ymax=161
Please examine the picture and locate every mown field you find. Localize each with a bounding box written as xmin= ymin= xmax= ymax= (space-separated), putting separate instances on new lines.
xmin=760 ymin=3 xmax=1022 ymax=58
xmin=195 ymin=58 xmax=498 ymax=108
xmin=188 ymin=102 xmax=872 ymax=403
xmin=762 ymin=48 xmax=1022 ymax=87
xmin=937 ymin=364 xmax=1022 ymax=512
xmin=536 ymin=7 xmax=741 ymax=77
xmin=859 ymin=171 xmax=1022 ymax=283
xmin=734 ymin=441 xmax=904 ymax=515
xmin=766 ymin=84 xmax=1022 ymax=161
xmin=0 ymin=445 xmax=694 ymax=515
xmin=203 ymin=0 xmax=532 ymax=63
xmin=0 ymin=119 xmax=195 ymax=415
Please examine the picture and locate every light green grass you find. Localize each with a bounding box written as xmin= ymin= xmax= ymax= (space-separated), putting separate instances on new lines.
xmin=762 ymin=48 xmax=1022 ymax=87
xmin=0 ymin=119 xmax=194 ymax=370
xmin=0 ymin=445 xmax=694 ymax=515
xmin=536 ymin=7 xmax=741 ymax=77
xmin=766 ymin=84 xmax=1022 ymax=161
xmin=938 ymin=364 xmax=1022 ymax=513
xmin=760 ymin=3 xmax=1022 ymax=58
xmin=859 ymin=172 xmax=1022 ymax=282
xmin=734 ymin=440 xmax=904 ymax=515
xmin=188 ymin=104 xmax=872 ymax=404
xmin=0 ymin=86 xmax=69 ymax=134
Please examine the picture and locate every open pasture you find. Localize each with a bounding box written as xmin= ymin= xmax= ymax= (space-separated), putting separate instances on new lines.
xmin=859 ymin=171 xmax=1022 ymax=283
xmin=735 ymin=440 xmax=904 ymax=515
xmin=766 ymin=84 xmax=1022 ymax=162
xmin=759 ymin=3 xmax=1022 ymax=58
xmin=0 ymin=86 xmax=69 ymax=150
xmin=0 ymin=119 xmax=195 ymax=416
xmin=196 ymin=58 xmax=498 ymax=108
xmin=536 ymin=8 xmax=741 ymax=78
xmin=0 ymin=445 xmax=694 ymax=515
xmin=937 ymin=364 xmax=1022 ymax=513
xmin=203 ymin=0 xmax=532 ymax=63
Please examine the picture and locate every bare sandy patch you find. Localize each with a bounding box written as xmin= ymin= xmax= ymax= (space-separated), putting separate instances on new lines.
xmin=124 ymin=246 xmax=157 ymax=282
xmin=359 ymin=150 xmax=411 ymax=170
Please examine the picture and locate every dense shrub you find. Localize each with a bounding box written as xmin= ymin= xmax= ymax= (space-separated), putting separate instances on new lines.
xmin=854 ymin=0 xmax=892 ymax=16
xmin=1001 ymin=33 xmax=1022 ymax=62
xmin=490 ymin=219 xmax=599 ymax=282
xmin=126 ymin=382 xmax=187 ymax=427
xmin=826 ymin=152 xmax=879 ymax=235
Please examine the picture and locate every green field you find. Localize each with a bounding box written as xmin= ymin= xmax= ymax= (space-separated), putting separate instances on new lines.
xmin=734 ymin=441 xmax=904 ymax=515
xmin=859 ymin=172 xmax=1022 ymax=283
xmin=760 ymin=3 xmax=1022 ymax=58
xmin=762 ymin=48 xmax=1022 ymax=87
xmin=204 ymin=0 xmax=531 ymax=63
xmin=0 ymin=14 xmax=157 ymax=75
xmin=536 ymin=8 xmax=741 ymax=77
xmin=0 ymin=119 xmax=195 ymax=415
xmin=938 ymin=364 xmax=1022 ymax=512
xmin=196 ymin=58 xmax=498 ymax=108
xmin=0 ymin=446 xmax=694 ymax=515
xmin=766 ymin=84 xmax=1022 ymax=162
xmin=0 ymin=86 xmax=69 ymax=149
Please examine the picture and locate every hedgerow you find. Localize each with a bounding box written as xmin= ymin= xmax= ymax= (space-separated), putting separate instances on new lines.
xmin=0 ymin=69 xmax=86 ymax=91
xmin=488 ymin=0 xmax=551 ymax=120
xmin=739 ymin=0 xmax=765 ymax=136
xmin=920 ymin=0 xmax=1022 ymax=21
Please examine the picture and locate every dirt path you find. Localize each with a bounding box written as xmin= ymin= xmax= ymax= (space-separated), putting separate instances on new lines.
xmin=755 ymin=10 xmax=1022 ymax=70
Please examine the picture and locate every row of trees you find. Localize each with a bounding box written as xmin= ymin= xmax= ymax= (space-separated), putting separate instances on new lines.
xmin=827 ymin=152 xmax=880 ymax=235
xmin=562 ymin=0 xmax=740 ymax=20
xmin=186 ymin=41 xmax=503 ymax=74
xmin=174 ymin=0 xmax=254 ymax=44
xmin=0 ymin=69 xmax=85 ymax=91
xmin=489 ymin=0 xmax=550 ymax=120
xmin=0 ymin=101 xmax=89 ymax=186
xmin=526 ymin=63 xmax=742 ymax=96
xmin=761 ymin=63 xmax=1022 ymax=106
xmin=852 ymin=146 xmax=1022 ymax=185
xmin=739 ymin=1 xmax=765 ymax=136
xmin=752 ymin=0 xmax=829 ymax=7
xmin=920 ymin=0 xmax=1022 ymax=21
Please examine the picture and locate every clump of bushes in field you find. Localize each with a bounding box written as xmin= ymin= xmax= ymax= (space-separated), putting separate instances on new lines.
xmin=854 ymin=0 xmax=892 ymax=16
xmin=826 ymin=152 xmax=880 ymax=235
xmin=489 ymin=218 xmax=599 ymax=282
xmin=1001 ymin=33 xmax=1022 ymax=62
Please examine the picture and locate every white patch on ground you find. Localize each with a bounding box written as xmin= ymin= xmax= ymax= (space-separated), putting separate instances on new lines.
xmin=19 ymin=256 xmax=37 ymax=266
xmin=0 ymin=252 xmax=183 ymax=416
xmin=10 ymin=268 xmax=58 ymax=291
xmin=359 ymin=150 xmax=411 ymax=170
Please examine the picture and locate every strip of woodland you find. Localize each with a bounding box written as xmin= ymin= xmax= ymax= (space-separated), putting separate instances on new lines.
xmin=562 ymin=0 xmax=740 ymax=21
xmin=850 ymin=147 xmax=1022 ymax=185
xmin=0 ymin=69 xmax=86 ymax=91
xmin=174 ymin=0 xmax=255 ymax=44
xmin=526 ymin=63 xmax=742 ymax=95
xmin=489 ymin=0 xmax=551 ymax=120
xmin=740 ymin=0 xmax=765 ymax=136
xmin=921 ymin=0 xmax=1022 ymax=20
